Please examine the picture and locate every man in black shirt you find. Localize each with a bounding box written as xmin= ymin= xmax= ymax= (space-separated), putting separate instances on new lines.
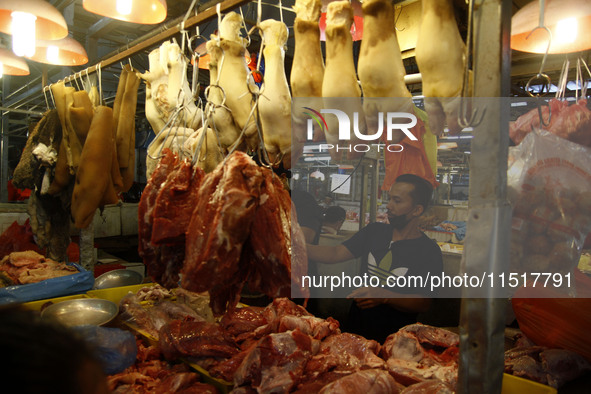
xmin=306 ymin=174 xmax=443 ymax=342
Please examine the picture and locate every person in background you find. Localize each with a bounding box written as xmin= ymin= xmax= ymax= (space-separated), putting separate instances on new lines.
xmin=306 ymin=174 xmax=443 ymax=343
xmin=0 ymin=304 xmax=110 ymax=394
xmin=321 ymin=206 xmax=347 ymax=235
xmin=291 ymin=189 xmax=324 ymax=245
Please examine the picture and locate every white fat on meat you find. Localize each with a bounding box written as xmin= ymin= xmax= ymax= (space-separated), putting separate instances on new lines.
xmin=291 ymin=0 xmax=325 ymax=142
xmin=141 ymin=41 xmax=201 ymax=135
xmin=415 ymin=0 xmax=465 ymax=136
xmin=358 ymin=0 xmax=413 ymax=144
xmin=214 ymin=12 xmax=259 ymax=152
xmin=322 ymin=0 xmax=365 ymax=161
xmin=258 ymin=19 xmax=296 ymax=169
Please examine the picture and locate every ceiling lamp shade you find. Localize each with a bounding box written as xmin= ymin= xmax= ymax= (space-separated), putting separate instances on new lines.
xmin=511 ymin=0 xmax=591 ymax=54
xmin=26 ymin=36 xmax=88 ymax=66
xmin=83 ymin=0 xmax=167 ymax=25
xmin=0 ymin=48 xmax=30 ymax=76
xmin=0 ymin=0 xmax=68 ymax=39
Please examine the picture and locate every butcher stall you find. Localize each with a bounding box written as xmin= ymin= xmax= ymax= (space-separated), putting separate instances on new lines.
xmin=1 ymin=0 xmax=591 ymax=393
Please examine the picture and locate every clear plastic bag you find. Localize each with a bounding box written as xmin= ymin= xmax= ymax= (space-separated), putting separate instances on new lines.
xmin=508 ymin=129 xmax=591 ymax=295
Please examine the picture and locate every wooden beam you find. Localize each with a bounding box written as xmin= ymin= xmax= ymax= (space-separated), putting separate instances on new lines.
xmin=61 ymin=0 xmax=251 ymax=84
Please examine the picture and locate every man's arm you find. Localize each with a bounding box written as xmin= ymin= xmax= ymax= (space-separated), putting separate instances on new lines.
xmin=348 ymin=287 xmax=432 ymax=313
xmin=306 ymin=243 xmax=355 ymax=264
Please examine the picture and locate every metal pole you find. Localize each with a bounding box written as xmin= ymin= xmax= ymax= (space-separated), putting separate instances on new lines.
xmin=1 ymin=76 xmax=9 ymax=203
xmin=458 ymin=0 xmax=512 ymax=393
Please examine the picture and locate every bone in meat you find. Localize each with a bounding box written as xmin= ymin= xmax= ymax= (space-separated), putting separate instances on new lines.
xmin=415 ymin=0 xmax=465 ymax=136
xmin=258 ymin=19 xmax=297 ymax=169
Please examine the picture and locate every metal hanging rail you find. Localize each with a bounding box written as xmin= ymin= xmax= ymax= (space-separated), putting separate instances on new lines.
xmin=54 ymin=0 xmax=252 ymax=86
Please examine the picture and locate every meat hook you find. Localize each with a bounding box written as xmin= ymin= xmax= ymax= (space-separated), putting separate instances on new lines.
xmin=458 ymin=0 xmax=485 ymax=129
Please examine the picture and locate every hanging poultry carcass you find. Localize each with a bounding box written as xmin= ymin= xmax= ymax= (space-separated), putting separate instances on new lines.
xmin=258 ymin=19 xmax=299 ymax=169
xmin=322 ymin=0 xmax=366 ymax=162
xmin=415 ymin=0 xmax=466 ymax=136
xmin=291 ymin=0 xmax=325 ymax=144
xmin=358 ymin=0 xmax=414 ymax=144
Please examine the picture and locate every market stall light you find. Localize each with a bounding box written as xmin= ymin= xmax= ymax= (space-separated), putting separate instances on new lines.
xmin=26 ymin=36 xmax=88 ymax=66
xmin=82 ymin=0 xmax=167 ymax=25
xmin=11 ymin=11 xmax=36 ymax=57
xmin=511 ymin=0 xmax=591 ymax=54
xmin=0 ymin=0 xmax=68 ymax=54
xmin=0 ymin=48 xmax=30 ymax=76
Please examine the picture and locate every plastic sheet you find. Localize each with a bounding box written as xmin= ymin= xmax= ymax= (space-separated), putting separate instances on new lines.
xmin=0 ymin=263 xmax=94 ymax=304
xmin=74 ymin=325 xmax=137 ymax=375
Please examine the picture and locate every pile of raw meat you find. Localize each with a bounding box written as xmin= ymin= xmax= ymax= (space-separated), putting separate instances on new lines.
xmin=0 ymin=250 xmax=78 ymax=285
xmin=510 ymin=98 xmax=591 ymax=147
xmin=504 ymin=333 xmax=591 ymax=388
xmin=138 ymin=150 xmax=309 ymax=316
xmin=124 ymin=297 xmax=460 ymax=393
xmin=107 ymin=338 xmax=219 ymax=394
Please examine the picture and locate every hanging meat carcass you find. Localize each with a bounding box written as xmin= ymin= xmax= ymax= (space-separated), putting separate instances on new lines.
xmin=182 ymin=151 xmax=263 ymax=315
xmin=243 ymin=168 xmax=309 ymax=299
xmin=205 ymin=39 xmax=245 ymax=154
xmin=141 ymin=41 xmax=202 ymax=178
xmin=358 ymin=0 xmax=414 ymax=144
xmin=291 ymin=0 xmax=325 ymax=143
xmin=322 ymin=0 xmax=366 ymax=161
xmin=258 ymin=19 xmax=298 ymax=169
xmin=209 ymin=12 xmax=259 ymax=152
xmin=415 ymin=0 xmax=466 ymax=136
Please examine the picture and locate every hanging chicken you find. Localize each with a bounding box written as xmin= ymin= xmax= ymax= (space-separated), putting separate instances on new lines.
xmin=415 ymin=0 xmax=466 ymax=136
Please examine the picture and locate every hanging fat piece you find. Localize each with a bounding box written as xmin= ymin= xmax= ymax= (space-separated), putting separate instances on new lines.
xmin=116 ymin=65 xmax=140 ymax=169
xmin=71 ymin=106 xmax=115 ymax=229
xmin=182 ymin=126 xmax=224 ymax=173
xmin=291 ymin=0 xmax=325 ymax=143
xmin=322 ymin=0 xmax=366 ymax=162
xmin=205 ymin=39 xmax=244 ymax=153
xmin=415 ymin=0 xmax=465 ymax=136
xmin=67 ymin=90 xmax=94 ymax=146
xmin=146 ymin=126 xmax=194 ymax=178
xmin=140 ymin=41 xmax=202 ymax=136
xmin=358 ymin=0 xmax=414 ymax=144
xmin=51 ymin=82 xmax=83 ymax=173
xmin=258 ymin=19 xmax=298 ymax=169
xmin=214 ymin=12 xmax=259 ymax=152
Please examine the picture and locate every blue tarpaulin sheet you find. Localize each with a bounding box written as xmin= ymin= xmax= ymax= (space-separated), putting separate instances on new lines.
xmin=0 ymin=263 xmax=95 ymax=305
